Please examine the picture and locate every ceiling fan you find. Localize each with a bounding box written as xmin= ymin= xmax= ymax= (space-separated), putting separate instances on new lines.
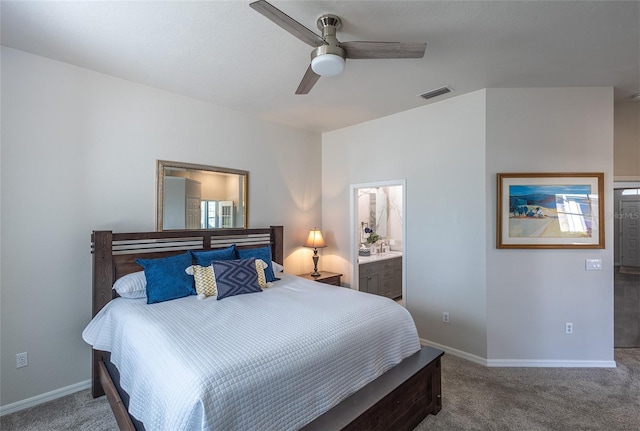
xmin=249 ymin=0 xmax=427 ymax=94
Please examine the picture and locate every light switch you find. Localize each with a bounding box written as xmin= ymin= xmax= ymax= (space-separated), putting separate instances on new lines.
xmin=585 ymin=259 xmax=603 ymax=271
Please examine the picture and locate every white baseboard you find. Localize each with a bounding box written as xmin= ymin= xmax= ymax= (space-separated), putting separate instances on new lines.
xmin=420 ymin=338 xmax=617 ymax=368
xmin=420 ymin=338 xmax=488 ymax=366
xmin=0 ymin=379 xmax=91 ymax=416
xmin=486 ymin=359 xmax=617 ymax=368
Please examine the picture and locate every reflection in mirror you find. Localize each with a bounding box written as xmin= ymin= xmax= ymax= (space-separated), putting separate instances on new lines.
xmin=156 ymin=160 xmax=248 ymax=231
xmin=373 ymin=191 xmax=388 ymax=238
xmin=357 ymin=186 xmax=403 ymax=248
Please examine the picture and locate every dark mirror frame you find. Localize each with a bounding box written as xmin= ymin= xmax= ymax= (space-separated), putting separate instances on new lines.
xmin=156 ymin=160 xmax=249 ymax=231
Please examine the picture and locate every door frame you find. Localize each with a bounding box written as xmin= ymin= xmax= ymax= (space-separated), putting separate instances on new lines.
xmin=350 ymin=179 xmax=407 ymax=303
xmin=614 ymin=180 xmax=640 ymax=266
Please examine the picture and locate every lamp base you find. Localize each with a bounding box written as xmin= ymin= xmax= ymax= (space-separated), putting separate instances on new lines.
xmin=311 ymin=253 xmax=320 ymax=277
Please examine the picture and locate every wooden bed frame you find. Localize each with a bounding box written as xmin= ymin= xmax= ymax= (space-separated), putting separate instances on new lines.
xmin=91 ymin=226 xmax=443 ymax=431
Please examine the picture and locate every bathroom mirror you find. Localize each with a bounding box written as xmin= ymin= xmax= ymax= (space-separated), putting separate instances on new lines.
xmin=356 ymin=185 xmax=407 ymax=245
xmin=156 ymin=160 xmax=248 ymax=231
xmin=357 ymin=188 xmax=388 ymax=239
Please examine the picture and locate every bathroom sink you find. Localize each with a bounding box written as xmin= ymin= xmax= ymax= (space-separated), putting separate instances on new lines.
xmin=358 ymin=251 xmax=403 ymax=263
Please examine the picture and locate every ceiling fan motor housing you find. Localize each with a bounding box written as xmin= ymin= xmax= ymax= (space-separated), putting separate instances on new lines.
xmin=311 ymin=14 xmax=346 ymax=76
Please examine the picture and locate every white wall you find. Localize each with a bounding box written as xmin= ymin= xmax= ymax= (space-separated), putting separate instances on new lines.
xmin=0 ymin=47 xmax=322 ymax=408
xmin=614 ymin=102 xmax=640 ymax=180
xmin=323 ymin=87 xmax=615 ymax=366
xmin=485 ymin=88 xmax=614 ymax=365
xmin=323 ymin=91 xmax=488 ymax=359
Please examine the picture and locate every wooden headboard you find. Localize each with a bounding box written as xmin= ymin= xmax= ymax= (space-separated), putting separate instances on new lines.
xmin=89 ymin=226 xmax=283 ymax=397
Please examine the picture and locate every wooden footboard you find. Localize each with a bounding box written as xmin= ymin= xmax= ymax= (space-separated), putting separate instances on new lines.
xmin=301 ymin=346 xmax=444 ymax=431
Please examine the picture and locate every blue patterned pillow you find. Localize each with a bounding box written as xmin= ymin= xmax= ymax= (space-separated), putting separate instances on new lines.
xmin=136 ymin=252 xmax=195 ymax=304
xmin=237 ymin=245 xmax=279 ymax=282
xmin=191 ymin=245 xmax=236 ymax=266
xmin=211 ymin=258 xmax=263 ymax=300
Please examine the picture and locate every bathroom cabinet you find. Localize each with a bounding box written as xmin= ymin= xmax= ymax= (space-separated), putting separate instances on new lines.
xmin=359 ymin=256 xmax=402 ymax=299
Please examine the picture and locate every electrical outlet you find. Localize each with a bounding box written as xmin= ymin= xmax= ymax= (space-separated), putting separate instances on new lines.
xmin=16 ymin=352 xmax=28 ymax=368
xmin=566 ymin=322 xmax=573 ymax=334
xmin=585 ymin=259 xmax=602 ymax=271
xmin=443 ymin=312 xmax=450 ymax=323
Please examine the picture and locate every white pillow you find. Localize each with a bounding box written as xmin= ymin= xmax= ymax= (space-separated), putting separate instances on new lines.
xmin=272 ymin=261 xmax=284 ymax=273
xmin=112 ymin=271 xmax=147 ymax=299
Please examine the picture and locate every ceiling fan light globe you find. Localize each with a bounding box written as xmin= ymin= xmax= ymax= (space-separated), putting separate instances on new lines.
xmin=311 ymin=54 xmax=345 ymax=76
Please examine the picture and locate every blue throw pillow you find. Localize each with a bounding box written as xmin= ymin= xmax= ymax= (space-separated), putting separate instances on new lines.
xmin=136 ymin=252 xmax=195 ymax=304
xmin=212 ymin=258 xmax=263 ymax=300
xmin=191 ymin=245 xmax=236 ymax=266
xmin=236 ymin=245 xmax=279 ymax=282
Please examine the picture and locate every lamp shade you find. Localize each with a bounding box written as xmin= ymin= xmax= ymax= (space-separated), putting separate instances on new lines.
xmin=303 ymin=228 xmax=327 ymax=248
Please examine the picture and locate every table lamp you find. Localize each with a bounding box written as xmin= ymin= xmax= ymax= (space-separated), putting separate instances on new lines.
xmin=303 ymin=228 xmax=327 ymax=277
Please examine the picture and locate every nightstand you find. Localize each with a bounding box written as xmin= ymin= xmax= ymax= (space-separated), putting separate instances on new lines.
xmin=297 ymin=271 xmax=342 ymax=286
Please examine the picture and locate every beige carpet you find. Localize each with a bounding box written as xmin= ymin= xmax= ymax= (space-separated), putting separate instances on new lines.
xmin=2 ymin=349 xmax=638 ymax=431
xmin=1 ymin=389 xmax=117 ymax=430
xmin=416 ymin=348 xmax=640 ymax=431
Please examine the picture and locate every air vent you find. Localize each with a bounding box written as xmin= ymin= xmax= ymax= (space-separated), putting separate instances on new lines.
xmin=419 ymin=86 xmax=453 ymax=100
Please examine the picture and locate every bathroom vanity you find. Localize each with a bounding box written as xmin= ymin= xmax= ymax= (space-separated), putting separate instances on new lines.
xmin=358 ymin=253 xmax=402 ymax=299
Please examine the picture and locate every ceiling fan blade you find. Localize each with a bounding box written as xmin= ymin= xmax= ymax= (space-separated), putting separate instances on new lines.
xmin=342 ymin=41 xmax=426 ymax=59
xmin=250 ymin=0 xmax=326 ymax=48
xmin=295 ymin=65 xmax=321 ymax=94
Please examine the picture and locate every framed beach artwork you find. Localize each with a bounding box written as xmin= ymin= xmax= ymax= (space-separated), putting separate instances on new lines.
xmin=497 ymin=173 xmax=604 ymax=249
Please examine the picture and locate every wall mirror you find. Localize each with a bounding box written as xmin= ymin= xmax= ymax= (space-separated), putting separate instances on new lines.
xmin=156 ymin=160 xmax=248 ymax=231
xmin=356 ymin=185 xmax=404 ymax=250
xmin=357 ymin=189 xmax=389 ymax=240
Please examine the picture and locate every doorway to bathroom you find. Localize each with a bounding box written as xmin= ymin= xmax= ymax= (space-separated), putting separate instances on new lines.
xmin=350 ymin=180 xmax=406 ymax=306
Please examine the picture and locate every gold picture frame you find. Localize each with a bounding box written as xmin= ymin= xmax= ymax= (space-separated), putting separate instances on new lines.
xmin=156 ymin=160 xmax=248 ymax=231
xmin=497 ymin=173 xmax=604 ymax=249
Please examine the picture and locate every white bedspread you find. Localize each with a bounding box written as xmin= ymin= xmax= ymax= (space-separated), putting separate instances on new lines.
xmin=82 ymin=273 xmax=420 ymax=431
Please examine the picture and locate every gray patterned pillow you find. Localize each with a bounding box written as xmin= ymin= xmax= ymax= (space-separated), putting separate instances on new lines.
xmin=211 ymin=258 xmax=263 ymax=300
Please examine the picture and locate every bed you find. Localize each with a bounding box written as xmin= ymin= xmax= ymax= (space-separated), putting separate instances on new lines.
xmin=85 ymin=226 xmax=443 ymax=430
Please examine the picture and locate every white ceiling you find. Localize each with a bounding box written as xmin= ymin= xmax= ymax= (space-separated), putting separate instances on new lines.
xmin=1 ymin=0 xmax=638 ymax=133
